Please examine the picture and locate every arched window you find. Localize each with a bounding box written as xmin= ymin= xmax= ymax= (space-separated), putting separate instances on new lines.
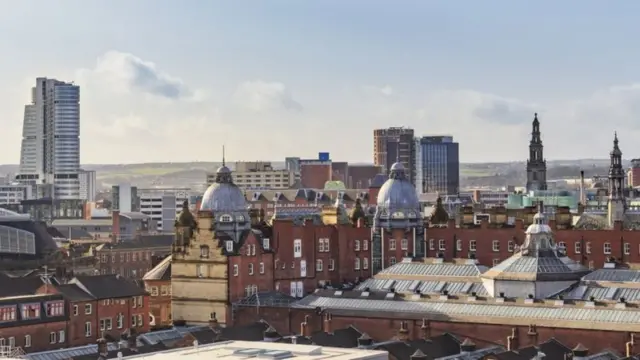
xmin=200 ymin=245 xmax=210 ymax=258
xmin=220 ymin=214 xmax=233 ymax=222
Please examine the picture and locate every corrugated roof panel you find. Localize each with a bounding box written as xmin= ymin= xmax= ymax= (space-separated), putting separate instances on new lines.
xmin=293 ymin=295 xmax=640 ymax=324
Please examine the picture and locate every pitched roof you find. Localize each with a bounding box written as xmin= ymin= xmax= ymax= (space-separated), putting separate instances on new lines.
xmin=143 ymin=255 xmax=171 ymax=281
xmin=0 ymin=274 xmax=44 ymax=297
xmin=55 ymin=283 xmax=94 ymax=301
xmin=71 ymin=274 xmax=147 ymax=299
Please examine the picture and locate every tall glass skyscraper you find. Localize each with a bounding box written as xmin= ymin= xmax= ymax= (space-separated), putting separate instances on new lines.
xmin=415 ymin=136 xmax=460 ymax=195
xmin=16 ymin=78 xmax=81 ymax=200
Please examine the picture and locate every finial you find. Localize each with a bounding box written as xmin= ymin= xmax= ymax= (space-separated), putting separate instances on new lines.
xmin=396 ymin=138 xmax=400 ymax=164
xmin=614 ymin=131 xmax=618 ymax=143
xmin=222 ymin=145 xmax=226 ymax=167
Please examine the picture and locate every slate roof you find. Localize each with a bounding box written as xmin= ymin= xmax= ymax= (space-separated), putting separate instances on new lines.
xmin=97 ymin=234 xmax=174 ymax=250
xmin=377 ymin=261 xmax=488 ymax=278
xmin=143 ymin=255 xmax=171 ymax=281
xmin=70 ymin=274 xmax=147 ymax=299
xmin=244 ymin=189 xmax=370 ymax=204
xmin=48 ymin=226 xmax=95 ymax=240
xmin=356 ymin=278 xmax=488 ymax=297
xmin=234 ymin=291 xmax=297 ymax=307
xmin=310 ymin=325 xmax=363 ymax=348
xmin=55 ymin=283 xmax=94 ymax=301
xmin=0 ymin=273 xmax=45 ymax=297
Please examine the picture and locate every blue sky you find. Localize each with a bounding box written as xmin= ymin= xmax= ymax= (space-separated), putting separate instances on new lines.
xmin=1 ymin=1 xmax=640 ymax=164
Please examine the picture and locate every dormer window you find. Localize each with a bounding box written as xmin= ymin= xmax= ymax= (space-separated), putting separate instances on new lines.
xmin=220 ymin=214 xmax=233 ymax=222
xmin=236 ymin=215 xmax=245 ymax=222
xmin=225 ymin=241 xmax=233 ymax=252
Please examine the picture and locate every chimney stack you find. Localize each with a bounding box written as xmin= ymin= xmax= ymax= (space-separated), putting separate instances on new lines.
xmin=97 ymin=338 xmax=108 ymax=356
xmin=580 ymin=170 xmax=586 ymax=205
xmin=209 ymin=312 xmax=219 ymax=328
xmin=323 ymin=313 xmax=333 ymax=334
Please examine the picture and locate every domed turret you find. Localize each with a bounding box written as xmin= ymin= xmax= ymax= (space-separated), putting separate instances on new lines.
xmin=374 ymin=162 xmax=421 ymax=226
xmin=201 ymin=158 xmax=247 ymax=213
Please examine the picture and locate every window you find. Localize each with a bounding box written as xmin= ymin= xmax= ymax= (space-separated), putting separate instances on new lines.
xmin=73 ymin=305 xmax=78 ymax=316
xmin=0 ymin=305 xmax=16 ymax=321
xmin=248 ymin=263 xmax=254 ymax=275
xmin=363 ymin=240 xmax=368 ymax=251
xmin=401 ymin=239 xmax=408 ymax=250
xmin=0 ymin=338 xmax=3 ymax=347
xmin=625 ymin=243 xmax=631 ymax=255
xmin=575 ymin=242 xmax=581 ymax=254
xmin=49 ymin=332 xmax=56 ymax=344
xmin=323 ymin=238 xmax=330 ymax=252
xmin=329 ymin=259 xmax=335 ymax=271
xmin=604 ymin=242 xmax=612 ymax=255
xmin=293 ymin=239 xmax=302 ymax=258
xmin=85 ymin=322 xmax=92 ymax=337
xmin=389 ymin=257 xmax=397 ymax=265
xmin=58 ymin=330 xmax=65 ymax=343
xmin=220 ymin=214 xmax=233 ymax=222
xmin=137 ymin=314 xmax=143 ymax=327
xmin=131 ymin=315 xmax=136 ymax=327
xmin=456 ymin=239 xmax=462 ymax=251
xmin=150 ymin=287 xmax=159 ymax=296
xmin=21 ymin=304 xmax=40 ymax=320
xmin=117 ymin=313 xmax=124 ymax=329
xmin=161 ymin=286 xmax=168 ymax=296
xmin=259 ymin=262 xmax=265 ymax=274
xmin=438 ymin=239 xmax=445 ymax=251
xmin=233 ymin=264 xmax=239 ymax=276
xmin=586 ymin=242 xmax=592 ymax=254
xmin=507 ymin=241 xmax=514 ymax=252
xmin=296 ymin=281 xmax=304 ymax=297
xmin=389 ymin=239 xmax=396 ymax=250
xmin=251 ymin=244 xmax=256 ymax=256
xmin=8 ymin=337 xmax=14 ymax=347
xmin=363 ymin=258 xmax=369 ymax=270
xmin=354 ymin=240 xmax=360 ymax=251
xmin=469 ymin=240 xmax=477 ymax=252
xmin=493 ymin=258 xmax=500 ymax=266
xmin=558 ymin=242 xmax=566 ymax=251
xmin=290 ymin=282 xmax=297 ymax=297
xmin=429 ymin=239 xmax=435 ymax=250
xmin=316 ymin=260 xmax=323 ymax=271
xmin=100 ymin=318 xmax=112 ymax=330
xmin=246 ymin=244 xmax=251 ymax=256
xmin=200 ymin=245 xmax=209 ymax=258
xmin=263 ymin=238 xmax=270 ymax=250
xmin=492 ymin=240 xmax=500 ymax=252
xmin=197 ymin=264 xmax=205 ymax=277
xmin=355 ymin=258 xmax=361 ymax=270
xmin=225 ymin=241 xmax=233 ymax=252
xmin=24 ymin=335 xmax=31 ymax=348
xmin=85 ymin=304 xmax=92 ymax=315
xmin=300 ymin=260 xmax=307 ymax=277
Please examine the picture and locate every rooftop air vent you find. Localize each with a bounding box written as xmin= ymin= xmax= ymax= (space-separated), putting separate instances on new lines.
xmin=257 ymin=350 xmax=294 ymax=360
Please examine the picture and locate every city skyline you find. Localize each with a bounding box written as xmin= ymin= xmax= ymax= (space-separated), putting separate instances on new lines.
xmin=2 ymin=1 xmax=640 ymax=164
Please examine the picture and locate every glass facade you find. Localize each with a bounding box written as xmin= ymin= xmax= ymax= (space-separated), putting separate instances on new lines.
xmin=416 ymin=136 xmax=460 ymax=195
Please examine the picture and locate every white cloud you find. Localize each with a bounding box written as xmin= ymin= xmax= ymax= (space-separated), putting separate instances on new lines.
xmin=234 ymin=80 xmax=302 ymax=112
xmin=363 ymin=85 xmax=395 ymax=97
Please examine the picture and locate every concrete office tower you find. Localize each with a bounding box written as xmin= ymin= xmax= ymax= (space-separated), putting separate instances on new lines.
xmin=373 ymin=127 xmax=416 ymax=185
xmin=16 ymin=78 xmax=81 ymax=200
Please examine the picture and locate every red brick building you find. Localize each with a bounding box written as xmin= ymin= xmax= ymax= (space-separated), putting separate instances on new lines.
xmin=142 ymin=255 xmax=172 ymax=329
xmin=0 ymin=293 xmax=68 ymax=353
xmin=0 ymin=273 xmax=149 ymax=352
xmin=426 ymin=219 xmax=640 ymax=269
xmin=300 ymin=160 xmax=332 ymax=189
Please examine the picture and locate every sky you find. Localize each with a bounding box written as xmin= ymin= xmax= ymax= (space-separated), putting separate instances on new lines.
xmin=2 ymin=1 xmax=640 ymax=164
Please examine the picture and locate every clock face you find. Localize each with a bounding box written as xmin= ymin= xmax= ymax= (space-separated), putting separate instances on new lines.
xmin=392 ymin=211 xmax=405 ymax=219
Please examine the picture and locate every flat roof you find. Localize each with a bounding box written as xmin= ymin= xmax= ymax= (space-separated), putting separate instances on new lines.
xmin=51 ymin=219 xmax=112 ymax=227
xmin=85 ymin=340 xmax=387 ymax=360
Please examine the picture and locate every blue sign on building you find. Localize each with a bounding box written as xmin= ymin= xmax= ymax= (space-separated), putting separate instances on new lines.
xmin=318 ymin=152 xmax=330 ymax=161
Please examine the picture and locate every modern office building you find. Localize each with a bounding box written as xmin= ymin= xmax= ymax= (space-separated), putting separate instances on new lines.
xmin=415 ymin=135 xmax=460 ymax=195
xmin=206 ymin=162 xmax=296 ymax=190
xmin=373 ymin=127 xmax=416 ymax=184
xmin=139 ymin=188 xmax=190 ymax=232
xmin=0 ymin=184 xmax=33 ymax=205
xmin=111 ymin=184 xmax=139 ymax=213
xmin=15 ymin=78 xmax=81 ymax=200
xmin=78 ymin=169 xmax=96 ymax=201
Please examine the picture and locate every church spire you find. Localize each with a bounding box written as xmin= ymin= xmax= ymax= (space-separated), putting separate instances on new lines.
xmin=526 ymin=112 xmax=547 ymax=192
xmin=608 ymin=132 xmax=626 ymax=226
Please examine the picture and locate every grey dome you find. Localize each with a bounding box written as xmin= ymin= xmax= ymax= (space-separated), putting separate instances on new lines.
xmin=376 ymin=162 xmax=420 ymax=210
xmin=200 ymin=165 xmax=247 ymax=212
